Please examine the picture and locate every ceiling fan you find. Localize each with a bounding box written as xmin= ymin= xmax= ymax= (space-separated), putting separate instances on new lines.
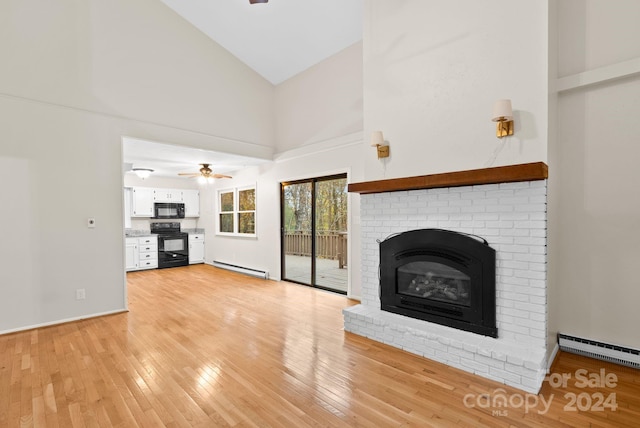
xmin=178 ymin=164 xmax=232 ymax=182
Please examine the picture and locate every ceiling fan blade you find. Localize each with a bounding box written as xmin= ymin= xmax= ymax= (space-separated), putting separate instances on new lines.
xmin=213 ymin=174 xmax=233 ymax=179
xmin=178 ymin=173 xmax=200 ymax=176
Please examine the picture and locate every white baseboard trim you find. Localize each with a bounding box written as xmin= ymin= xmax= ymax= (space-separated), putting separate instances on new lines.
xmin=0 ymin=308 xmax=128 ymax=336
xmin=211 ymin=261 xmax=269 ymax=279
xmin=547 ymin=343 xmax=560 ymax=372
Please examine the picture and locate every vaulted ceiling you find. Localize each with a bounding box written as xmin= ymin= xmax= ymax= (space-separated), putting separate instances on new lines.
xmin=125 ymin=0 xmax=363 ymax=179
xmin=160 ymin=0 xmax=363 ymax=85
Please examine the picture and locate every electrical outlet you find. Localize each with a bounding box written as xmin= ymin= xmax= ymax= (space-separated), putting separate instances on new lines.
xmin=76 ymin=289 xmax=86 ymax=300
xmin=88 ymin=218 xmax=96 ymax=228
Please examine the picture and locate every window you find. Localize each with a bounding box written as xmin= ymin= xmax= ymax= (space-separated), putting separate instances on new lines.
xmin=238 ymin=187 xmax=256 ymax=234
xmin=219 ymin=190 xmax=235 ymax=233
xmin=217 ymin=185 xmax=257 ymax=237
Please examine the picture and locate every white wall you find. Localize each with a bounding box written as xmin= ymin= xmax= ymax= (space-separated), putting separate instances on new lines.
xmin=0 ymin=0 xmax=274 ymax=333
xmin=556 ymin=0 xmax=640 ymax=76
xmin=549 ymin=0 xmax=640 ymax=348
xmin=362 ymin=0 xmax=549 ymax=181
xmin=0 ymin=0 xmax=275 ymax=148
xmin=0 ymin=98 xmax=128 ymax=331
xmin=275 ymin=42 xmax=363 ymax=153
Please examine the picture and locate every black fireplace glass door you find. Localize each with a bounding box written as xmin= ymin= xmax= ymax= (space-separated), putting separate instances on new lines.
xmin=398 ymin=261 xmax=471 ymax=307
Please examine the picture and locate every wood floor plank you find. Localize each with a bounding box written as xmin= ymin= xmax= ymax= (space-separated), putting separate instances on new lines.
xmin=1 ymin=264 xmax=639 ymax=427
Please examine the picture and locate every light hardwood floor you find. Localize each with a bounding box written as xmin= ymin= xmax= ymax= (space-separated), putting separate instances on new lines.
xmin=1 ymin=264 xmax=639 ymax=427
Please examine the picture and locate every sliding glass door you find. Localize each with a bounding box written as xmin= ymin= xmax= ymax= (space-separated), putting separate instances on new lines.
xmin=282 ymin=181 xmax=313 ymax=285
xmin=281 ymin=174 xmax=348 ymax=294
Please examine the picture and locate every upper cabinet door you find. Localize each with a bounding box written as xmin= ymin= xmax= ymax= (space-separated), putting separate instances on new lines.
xmin=131 ymin=187 xmax=154 ymax=217
xmin=183 ymin=190 xmax=200 ymax=217
xmin=153 ymin=189 xmax=183 ymax=202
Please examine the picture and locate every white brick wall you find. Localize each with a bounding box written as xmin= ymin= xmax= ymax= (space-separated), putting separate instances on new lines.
xmin=344 ymin=180 xmax=548 ymax=393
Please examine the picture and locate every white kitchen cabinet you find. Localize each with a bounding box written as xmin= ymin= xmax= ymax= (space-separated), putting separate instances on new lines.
xmin=131 ymin=187 xmax=154 ymax=217
xmin=153 ymin=189 xmax=183 ymax=202
xmin=128 ymin=187 xmax=197 ymax=217
xmin=125 ymin=238 xmax=138 ymax=271
xmin=137 ymin=238 xmax=158 ymax=269
xmin=126 ymin=236 xmax=158 ymax=271
xmin=189 ymin=233 xmax=205 ymax=264
xmin=183 ymin=189 xmax=200 ymax=217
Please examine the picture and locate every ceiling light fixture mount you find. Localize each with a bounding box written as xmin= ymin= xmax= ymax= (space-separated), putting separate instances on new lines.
xmin=132 ymin=168 xmax=154 ymax=179
xmin=249 ymin=0 xmax=268 ymax=4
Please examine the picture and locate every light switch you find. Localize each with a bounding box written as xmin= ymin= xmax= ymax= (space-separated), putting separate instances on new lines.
xmin=88 ymin=218 xmax=96 ymax=228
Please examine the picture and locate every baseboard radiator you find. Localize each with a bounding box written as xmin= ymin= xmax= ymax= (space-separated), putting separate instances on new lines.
xmin=212 ymin=261 xmax=269 ymax=280
xmin=558 ymin=333 xmax=640 ymax=369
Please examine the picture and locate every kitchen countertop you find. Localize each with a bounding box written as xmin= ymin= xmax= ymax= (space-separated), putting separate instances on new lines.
xmin=125 ymin=229 xmax=153 ymax=237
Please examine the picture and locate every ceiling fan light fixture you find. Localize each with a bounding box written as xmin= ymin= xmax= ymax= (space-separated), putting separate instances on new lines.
xmin=178 ymin=163 xmax=232 ymax=181
xmin=199 ymin=164 xmax=213 ymax=175
xmin=197 ymin=175 xmax=215 ymax=185
xmin=132 ymin=168 xmax=154 ymax=179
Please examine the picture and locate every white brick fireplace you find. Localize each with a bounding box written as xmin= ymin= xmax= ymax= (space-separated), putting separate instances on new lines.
xmin=345 ymin=164 xmax=549 ymax=393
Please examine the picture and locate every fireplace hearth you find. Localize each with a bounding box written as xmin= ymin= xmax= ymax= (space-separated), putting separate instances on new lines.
xmin=379 ymin=229 xmax=497 ymax=337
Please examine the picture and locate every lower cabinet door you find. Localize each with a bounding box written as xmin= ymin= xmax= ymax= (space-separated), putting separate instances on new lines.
xmin=189 ymin=241 xmax=205 ymax=264
xmin=125 ymin=242 xmax=138 ymax=271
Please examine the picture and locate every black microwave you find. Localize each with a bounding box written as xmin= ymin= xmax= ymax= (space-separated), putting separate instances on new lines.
xmin=153 ymin=202 xmax=185 ymax=219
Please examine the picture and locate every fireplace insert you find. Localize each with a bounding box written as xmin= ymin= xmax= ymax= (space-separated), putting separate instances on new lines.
xmin=379 ymin=229 xmax=497 ymax=337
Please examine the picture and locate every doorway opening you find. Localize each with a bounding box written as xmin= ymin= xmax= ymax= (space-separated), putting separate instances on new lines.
xmin=281 ymin=174 xmax=348 ymax=294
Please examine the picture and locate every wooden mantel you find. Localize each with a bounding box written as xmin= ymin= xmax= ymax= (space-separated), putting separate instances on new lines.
xmin=348 ymin=162 xmax=548 ymax=194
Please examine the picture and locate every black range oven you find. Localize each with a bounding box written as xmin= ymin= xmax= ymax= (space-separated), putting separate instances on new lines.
xmin=150 ymin=222 xmax=189 ymax=268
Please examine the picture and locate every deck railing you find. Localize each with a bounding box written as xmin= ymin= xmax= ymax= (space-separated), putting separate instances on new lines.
xmin=284 ymin=231 xmax=348 ymax=268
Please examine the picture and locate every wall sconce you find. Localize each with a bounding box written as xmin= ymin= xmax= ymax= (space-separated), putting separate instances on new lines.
xmin=491 ymin=99 xmax=514 ymax=138
xmin=370 ymin=131 xmax=390 ymax=159
xmin=132 ymin=168 xmax=154 ymax=179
